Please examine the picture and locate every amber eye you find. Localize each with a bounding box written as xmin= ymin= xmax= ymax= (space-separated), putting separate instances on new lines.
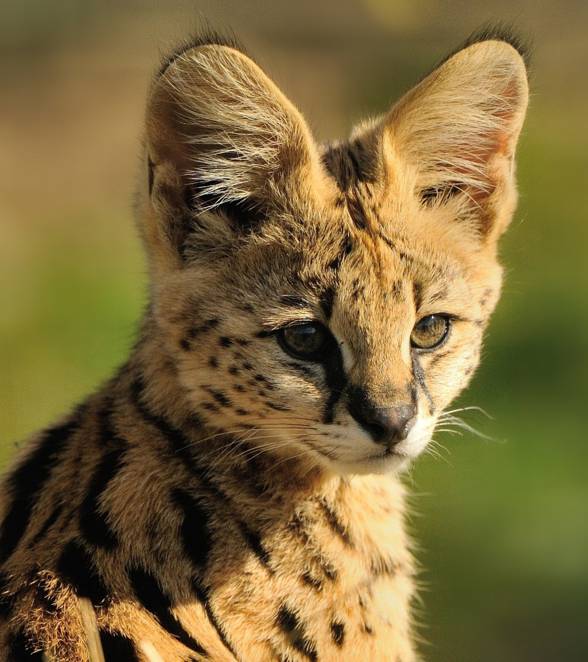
xmin=278 ymin=322 xmax=329 ymax=361
xmin=411 ymin=314 xmax=451 ymax=350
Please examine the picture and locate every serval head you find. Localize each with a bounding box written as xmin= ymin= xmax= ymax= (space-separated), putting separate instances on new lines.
xmin=136 ymin=29 xmax=529 ymax=474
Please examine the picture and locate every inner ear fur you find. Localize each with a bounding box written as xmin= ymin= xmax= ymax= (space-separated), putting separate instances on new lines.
xmin=142 ymin=42 xmax=326 ymax=269
xmin=382 ymin=38 xmax=529 ymax=241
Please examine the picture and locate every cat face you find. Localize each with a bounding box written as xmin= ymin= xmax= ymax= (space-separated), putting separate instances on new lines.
xmin=144 ymin=35 xmax=528 ymax=474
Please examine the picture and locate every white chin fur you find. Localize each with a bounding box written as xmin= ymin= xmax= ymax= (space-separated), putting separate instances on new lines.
xmin=313 ymin=415 xmax=436 ymax=476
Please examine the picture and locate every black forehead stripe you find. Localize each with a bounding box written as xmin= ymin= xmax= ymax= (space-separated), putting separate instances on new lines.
xmin=413 ymin=281 xmax=423 ymax=310
xmin=322 ymin=139 xmax=376 ymax=191
xmin=320 ymin=287 xmax=336 ymax=320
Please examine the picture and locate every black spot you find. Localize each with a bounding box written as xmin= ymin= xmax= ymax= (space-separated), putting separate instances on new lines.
xmin=171 ymin=489 xmax=211 ymax=568
xmin=276 ymin=606 xmax=318 ymax=662
xmin=7 ymin=628 xmax=43 ymax=661
xmin=30 ymin=503 xmax=63 ymax=546
xmin=330 ymin=620 xmax=345 ymax=646
xmin=180 ymin=338 xmax=191 ymax=351
xmin=328 ymin=235 xmax=353 ymax=271
xmin=277 ymin=605 xmax=298 ymax=632
xmin=228 ymin=366 xmax=240 ymax=376
xmin=56 ymin=540 xmax=108 ymax=605
xmin=99 ymin=629 xmax=140 ymax=661
xmin=209 ymin=389 xmax=232 ymax=407
xmin=219 ymin=336 xmax=233 ymax=347
xmin=242 ymin=362 xmax=253 ymax=371
xmin=255 ymin=330 xmax=272 ymax=338
xmin=233 ymin=384 xmax=245 ymax=393
xmin=128 ymin=566 xmax=208 ymax=657
xmin=0 ymin=407 xmax=85 ymax=564
xmin=236 ymin=338 xmax=250 ymax=347
xmin=208 ymin=356 xmax=219 ymax=369
xmin=79 ymin=403 xmax=127 ymax=550
xmin=301 ymin=571 xmax=322 ymax=591
xmin=186 ymin=319 xmax=220 ymax=342
xmin=320 ymin=286 xmax=336 ymax=320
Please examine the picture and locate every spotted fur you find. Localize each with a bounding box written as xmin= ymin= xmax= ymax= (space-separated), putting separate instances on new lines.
xmin=0 ymin=27 xmax=528 ymax=661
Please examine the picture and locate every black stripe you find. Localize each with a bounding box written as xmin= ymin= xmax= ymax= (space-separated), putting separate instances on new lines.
xmin=99 ymin=629 xmax=140 ymax=662
xmin=7 ymin=629 xmax=43 ymax=661
xmin=79 ymin=403 xmax=128 ymax=549
xmin=411 ymin=353 xmax=435 ymax=413
xmin=0 ymin=407 xmax=85 ymax=564
xmin=322 ymin=139 xmax=376 ymax=191
xmin=128 ymin=566 xmax=208 ymax=657
xmin=321 ymin=337 xmax=347 ymax=424
xmin=30 ymin=503 xmax=63 ymax=546
xmin=191 ymin=578 xmax=240 ymax=660
xmin=171 ymin=488 xmax=211 ymax=568
xmin=56 ymin=540 xmax=108 ymax=605
xmin=318 ymin=498 xmax=352 ymax=547
xmin=238 ymin=523 xmax=272 ymax=571
xmin=320 ymin=287 xmax=336 ymax=320
xmin=130 ymin=377 xmax=272 ymax=572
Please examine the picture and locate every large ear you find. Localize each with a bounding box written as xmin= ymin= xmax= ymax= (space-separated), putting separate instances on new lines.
xmin=383 ymin=35 xmax=529 ymax=242
xmin=141 ymin=37 xmax=324 ymax=271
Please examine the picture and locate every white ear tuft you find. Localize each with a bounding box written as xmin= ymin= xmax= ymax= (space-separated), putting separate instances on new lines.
xmin=384 ymin=39 xmax=529 ymax=235
xmin=146 ymin=45 xmax=318 ymax=212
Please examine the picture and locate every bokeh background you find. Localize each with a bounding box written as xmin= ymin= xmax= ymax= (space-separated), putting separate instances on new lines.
xmin=1 ymin=1 xmax=587 ymax=660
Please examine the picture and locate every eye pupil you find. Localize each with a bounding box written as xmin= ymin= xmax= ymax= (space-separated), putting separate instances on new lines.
xmin=411 ymin=314 xmax=450 ymax=350
xmin=278 ymin=323 xmax=328 ymax=360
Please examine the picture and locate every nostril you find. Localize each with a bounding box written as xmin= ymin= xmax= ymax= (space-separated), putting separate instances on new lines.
xmin=347 ymin=387 xmax=416 ymax=448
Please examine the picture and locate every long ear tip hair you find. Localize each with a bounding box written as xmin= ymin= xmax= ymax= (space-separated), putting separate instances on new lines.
xmin=156 ymin=25 xmax=249 ymax=81
xmin=448 ymin=23 xmax=533 ymax=70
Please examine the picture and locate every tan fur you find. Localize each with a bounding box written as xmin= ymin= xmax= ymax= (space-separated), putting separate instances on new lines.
xmin=0 ymin=32 xmax=528 ymax=661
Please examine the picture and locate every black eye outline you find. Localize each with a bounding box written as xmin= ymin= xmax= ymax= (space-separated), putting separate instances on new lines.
xmin=276 ymin=321 xmax=331 ymax=362
xmin=410 ymin=314 xmax=452 ymax=351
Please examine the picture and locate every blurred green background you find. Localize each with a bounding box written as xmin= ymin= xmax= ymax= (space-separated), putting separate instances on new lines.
xmin=1 ymin=1 xmax=586 ymax=660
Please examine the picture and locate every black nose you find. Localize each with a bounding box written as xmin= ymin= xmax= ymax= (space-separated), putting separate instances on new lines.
xmin=347 ymin=387 xmax=416 ymax=447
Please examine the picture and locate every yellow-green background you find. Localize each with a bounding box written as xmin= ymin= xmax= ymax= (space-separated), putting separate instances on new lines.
xmin=1 ymin=2 xmax=587 ymax=660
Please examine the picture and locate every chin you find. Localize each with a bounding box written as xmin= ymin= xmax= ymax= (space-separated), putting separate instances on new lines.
xmin=321 ymin=451 xmax=414 ymax=476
